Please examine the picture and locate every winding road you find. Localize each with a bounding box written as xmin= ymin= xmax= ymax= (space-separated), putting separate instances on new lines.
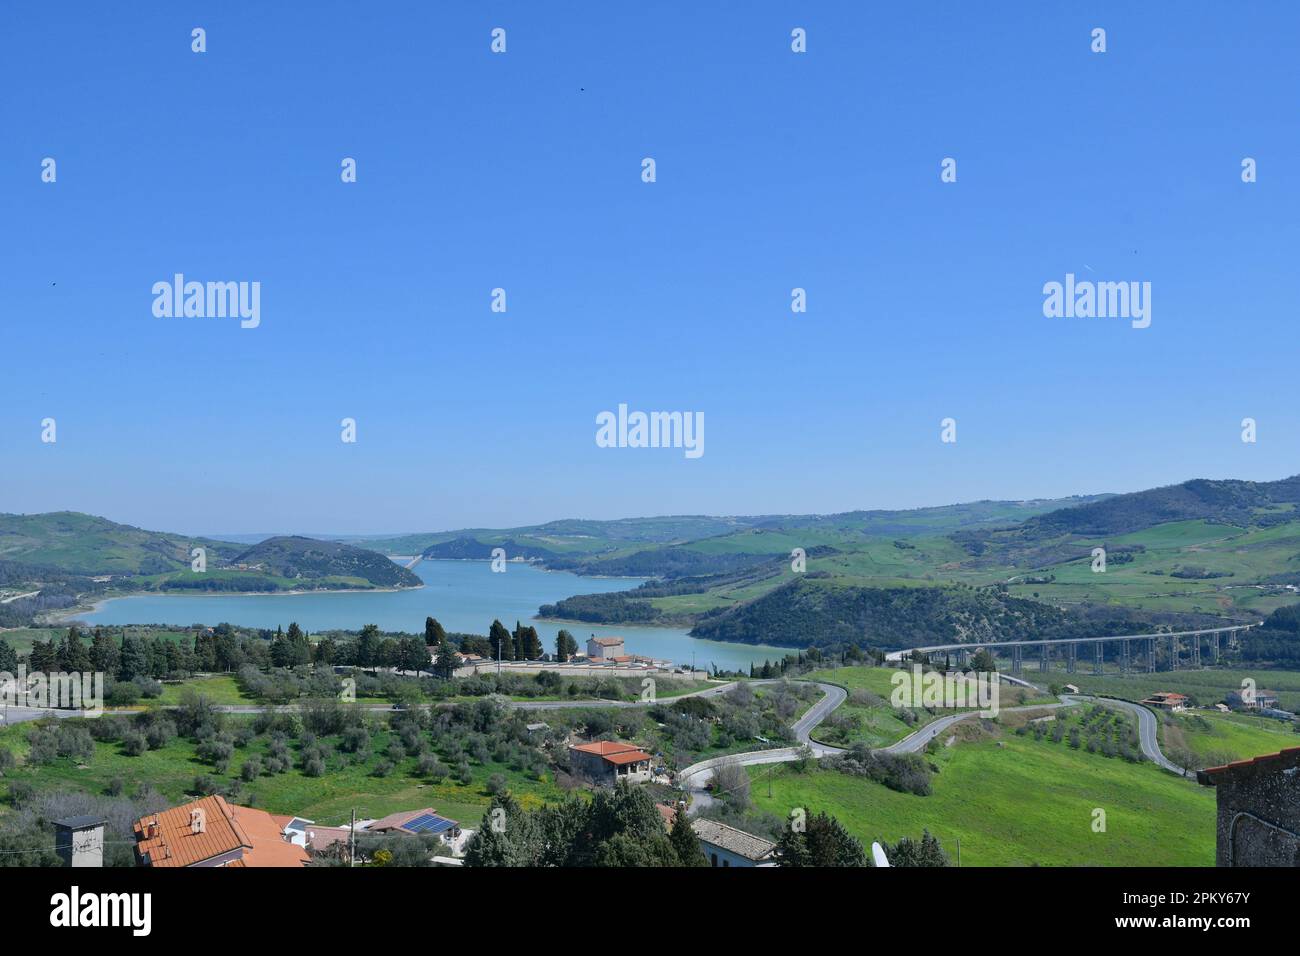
xmin=3 ymin=664 xmax=1187 ymax=784
xmin=676 ymin=675 xmax=1187 ymax=812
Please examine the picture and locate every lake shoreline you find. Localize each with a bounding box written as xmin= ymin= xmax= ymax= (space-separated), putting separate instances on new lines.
xmin=46 ymin=583 xmax=425 ymax=625
xmin=54 ymin=560 xmax=789 ymax=670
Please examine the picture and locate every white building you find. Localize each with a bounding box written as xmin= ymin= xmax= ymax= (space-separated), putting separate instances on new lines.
xmin=586 ymin=636 xmax=626 ymax=659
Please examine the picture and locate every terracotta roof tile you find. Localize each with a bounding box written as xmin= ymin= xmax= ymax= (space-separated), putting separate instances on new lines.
xmin=133 ymin=795 xmax=309 ymax=868
xmin=570 ymin=740 xmax=653 ymax=765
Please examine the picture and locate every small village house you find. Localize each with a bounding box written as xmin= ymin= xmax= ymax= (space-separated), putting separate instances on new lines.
xmin=691 ymin=818 xmax=777 ymax=867
xmin=1140 ymin=691 xmax=1190 ymax=713
xmin=586 ymin=636 xmax=626 ymax=659
xmin=134 ymin=795 xmax=309 ymax=867
xmin=569 ymin=740 xmax=654 ymax=786
xmin=365 ymin=808 xmax=460 ymax=842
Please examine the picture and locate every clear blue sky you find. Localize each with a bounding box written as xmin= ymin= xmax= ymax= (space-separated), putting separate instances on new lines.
xmin=2 ymin=2 xmax=1298 ymax=535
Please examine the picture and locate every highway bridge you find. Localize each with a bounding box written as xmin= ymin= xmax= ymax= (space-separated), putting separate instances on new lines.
xmin=884 ymin=623 xmax=1259 ymax=676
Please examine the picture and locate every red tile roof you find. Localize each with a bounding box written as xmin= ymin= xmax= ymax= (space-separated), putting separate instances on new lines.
xmin=570 ymin=740 xmax=653 ymax=765
xmin=133 ymin=795 xmax=309 ymax=868
xmin=656 ymin=803 xmax=679 ymax=828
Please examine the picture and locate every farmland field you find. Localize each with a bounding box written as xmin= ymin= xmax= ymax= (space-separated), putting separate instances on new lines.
xmin=747 ymin=731 xmax=1216 ymax=866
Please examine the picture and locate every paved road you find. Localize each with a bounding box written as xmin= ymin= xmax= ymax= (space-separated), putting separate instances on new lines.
xmin=200 ymin=680 xmax=742 ymax=715
xmin=678 ymin=678 xmax=1188 ymax=813
xmin=677 ymin=682 xmax=846 ymax=809
xmin=0 ymin=706 xmax=88 ymax=725
xmin=1079 ymin=695 xmax=1186 ymax=775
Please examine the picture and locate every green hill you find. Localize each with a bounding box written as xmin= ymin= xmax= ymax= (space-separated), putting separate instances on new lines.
xmin=686 ymin=576 xmax=1210 ymax=650
xmin=227 ymin=536 xmax=421 ymax=589
xmin=0 ymin=511 xmax=241 ymax=575
xmin=0 ymin=516 xmax=419 ymax=618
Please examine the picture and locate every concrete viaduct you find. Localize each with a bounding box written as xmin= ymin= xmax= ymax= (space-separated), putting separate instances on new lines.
xmin=887 ymin=624 xmax=1259 ymax=676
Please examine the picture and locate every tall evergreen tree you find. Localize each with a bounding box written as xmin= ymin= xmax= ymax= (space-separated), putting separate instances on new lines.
xmin=668 ymin=807 xmax=706 ymax=866
xmin=118 ymin=635 xmax=150 ymax=682
xmin=356 ymin=623 xmax=381 ymax=668
xmin=58 ymin=627 xmax=92 ymax=673
xmin=776 ymin=811 xmax=866 ymax=867
xmin=434 ymin=635 xmax=459 ymax=679
xmin=424 ymin=617 xmax=447 ymax=646
xmin=0 ymin=638 xmax=17 ymax=673
xmin=489 ymin=620 xmax=513 ymax=661
xmin=89 ymin=628 xmax=120 ymax=678
xmin=885 ymin=830 xmax=949 ymax=867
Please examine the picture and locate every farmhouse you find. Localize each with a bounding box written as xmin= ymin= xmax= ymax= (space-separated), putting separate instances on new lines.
xmin=586 ymin=636 xmax=626 ymax=659
xmin=569 ymin=740 xmax=654 ymax=786
xmin=1256 ymin=690 xmax=1282 ymax=710
xmin=134 ymin=795 xmax=309 ymax=867
xmin=1197 ymin=747 xmax=1300 ymax=867
xmin=366 ymin=807 xmax=460 ymax=841
xmin=691 ymin=818 xmax=778 ymax=867
xmin=1140 ymin=692 xmax=1190 ymax=713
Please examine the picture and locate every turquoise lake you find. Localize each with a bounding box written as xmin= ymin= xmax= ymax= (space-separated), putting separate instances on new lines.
xmin=70 ymin=559 xmax=790 ymax=672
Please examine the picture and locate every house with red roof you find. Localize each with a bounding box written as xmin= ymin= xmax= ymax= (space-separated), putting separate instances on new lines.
xmin=133 ymin=795 xmax=309 ymax=868
xmin=569 ymin=739 xmax=653 ymax=786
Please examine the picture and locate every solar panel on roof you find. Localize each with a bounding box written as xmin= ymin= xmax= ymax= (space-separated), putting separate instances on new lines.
xmin=403 ymin=813 xmax=454 ymax=834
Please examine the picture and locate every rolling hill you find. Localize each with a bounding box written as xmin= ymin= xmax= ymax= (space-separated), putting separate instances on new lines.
xmin=0 ymin=512 xmax=242 ymax=575
xmin=0 ymin=514 xmax=420 ymax=623
xmin=530 ymin=475 xmax=1300 ymax=646
xmin=226 ymin=536 xmax=420 ymax=589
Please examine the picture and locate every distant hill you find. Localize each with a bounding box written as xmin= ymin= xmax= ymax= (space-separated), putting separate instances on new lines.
xmin=229 ymin=537 xmax=421 ymax=589
xmin=0 ymin=511 xmax=241 ymax=575
xmin=0 ymin=515 xmax=419 ymax=620
xmin=687 ymin=577 xmax=1217 ymax=650
xmin=348 ymin=496 xmax=1107 ymax=564
xmin=1022 ymin=476 xmax=1300 ymax=538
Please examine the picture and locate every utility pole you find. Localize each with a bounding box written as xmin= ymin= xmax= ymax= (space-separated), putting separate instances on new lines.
xmin=956 ymin=837 xmax=961 ymax=867
xmin=350 ymin=808 xmax=356 ymax=868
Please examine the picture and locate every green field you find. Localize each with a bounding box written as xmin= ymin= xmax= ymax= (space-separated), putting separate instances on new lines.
xmin=801 ymin=665 xmax=1054 ymax=749
xmin=154 ymin=675 xmax=257 ymax=707
xmin=1160 ymin=710 xmax=1298 ymax=766
xmin=1030 ymin=667 xmax=1300 ymax=713
xmin=0 ymin=717 xmax=564 ymax=828
xmin=747 ymin=729 xmax=1216 ymax=866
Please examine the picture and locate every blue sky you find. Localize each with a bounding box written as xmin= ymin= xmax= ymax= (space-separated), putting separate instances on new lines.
xmin=2 ymin=2 xmax=1298 ymax=535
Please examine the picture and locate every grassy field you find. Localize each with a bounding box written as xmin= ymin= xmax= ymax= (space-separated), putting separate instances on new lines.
xmin=0 ymin=625 xmax=192 ymax=656
xmin=1159 ymin=710 xmax=1298 ymax=765
xmin=801 ymin=665 xmax=1054 ymax=748
xmin=1028 ymin=667 xmax=1300 ymax=713
xmin=747 ymin=728 xmax=1216 ymax=866
xmin=0 ymin=717 xmax=565 ymax=828
xmin=0 ymin=627 xmax=64 ymax=655
xmin=154 ymin=675 xmax=257 ymax=707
